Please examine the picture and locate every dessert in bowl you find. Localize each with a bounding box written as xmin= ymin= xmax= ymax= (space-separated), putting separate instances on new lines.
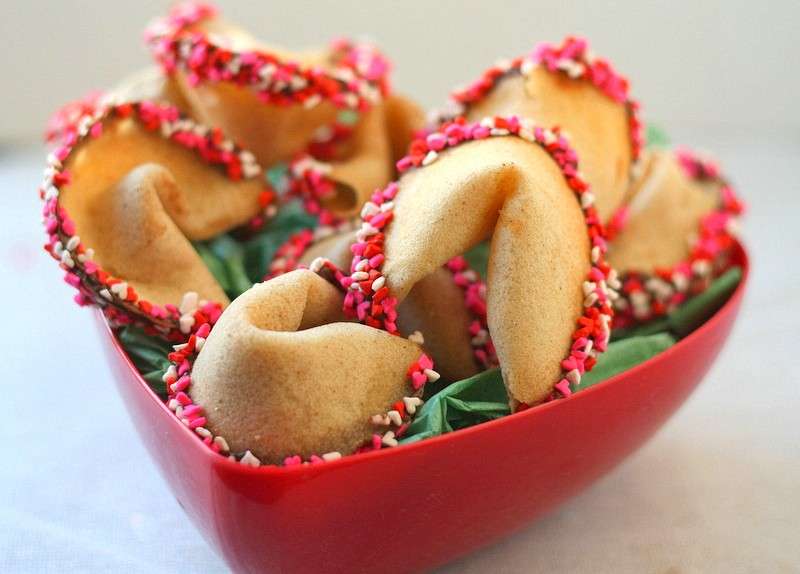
xmin=39 ymin=2 xmax=747 ymax=572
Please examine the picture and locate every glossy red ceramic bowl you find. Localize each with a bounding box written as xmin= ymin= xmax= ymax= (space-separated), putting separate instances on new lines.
xmin=97 ymin=244 xmax=749 ymax=574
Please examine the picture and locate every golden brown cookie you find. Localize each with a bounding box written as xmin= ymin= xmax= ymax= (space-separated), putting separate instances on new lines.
xmin=41 ymin=100 xmax=274 ymax=338
xmin=437 ymin=37 xmax=642 ymax=224
xmin=342 ymin=117 xmax=617 ymax=407
xmin=179 ymin=270 xmax=435 ymax=464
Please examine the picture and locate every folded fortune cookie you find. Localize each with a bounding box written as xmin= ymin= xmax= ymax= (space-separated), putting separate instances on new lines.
xmin=441 ymin=37 xmax=641 ymax=224
xmin=343 ymin=117 xmax=616 ymax=407
xmin=189 ymin=269 xmax=432 ymax=463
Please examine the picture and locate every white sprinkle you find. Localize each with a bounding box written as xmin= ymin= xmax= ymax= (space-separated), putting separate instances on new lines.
xmin=109 ymin=282 xmax=128 ymax=297
xmin=381 ymin=431 xmax=398 ymax=448
xmin=309 ymin=257 xmax=328 ymax=273
xmin=519 ymin=127 xmax=535 ymax=142
xmin=179 ymin=292 xmax=199 ymax=315
xmin=424 ymin=369 xmax=440 ymax=383
xmin=672 ymin=273 xmax=689 ymax=292
xmin=583 ymin=281 xmax=597 ymax=296
xmin=213 ymin=436 xmax=229 ymax=453
xmin=65 ymin=235 xmax=80 ymax=252
xmin=421 ymin=150 xmax=439 ymax=166
xmin=99 ymin=289 xmax=112 ymax=301
xmin=60 ymin=251 xmax=75 ymax=268
xmin=566 ymin=369 xmax=581 ymax=385
xmin=322 ymin=451 xmax=342 ymax=462
xmin=407 ymin=331 xmax=425 ymax=345
xmin=290 ymin=75 xmax=307 ymax=91
xmin=584 ymin=292 xmax=599 ymax=307
xmin=387 ymin=410 xmax=403 ymax=426
xmin=356 ymin=223 xmax=378 ymax=241
xmin=242 ymin=163 xmax=261 ymax=179
xmin=692 ymin=260 xmax=712 ymax=276
xmin=371 ymin=276 xmax=386 ymax=291
xmin=371 ymin=414 xmax=389 ymax=426
xmin=240 ymin=451 xmax=261 ymax=467
xmin=471 ymin=330 xmax=489 ymax=346
xmin=162 ymin=364 xmax=178 ymax=383
xmin=520 ymin=58 xmax=536 ymax=76
xmin=403 ymin=396 xmax=423 ymax=415
xmin=354 ymin=259 xmax=369 ymax=272
xmin=195 ymin=427 xmax=212 ymax=438
xmin=351 ymin=271 xmax=369 ymax=282
xmin=462 ymin=270 xmax=478 ymax=283
xmin=360 ymin=202 xmax=379 ymax=219
xmin=167 ymin=399 xmax=179 ymax=411
xmin=303 ymin=94 xmax=322 ymax=109
xmin=179 ymin=314 xmax=195 ymax=334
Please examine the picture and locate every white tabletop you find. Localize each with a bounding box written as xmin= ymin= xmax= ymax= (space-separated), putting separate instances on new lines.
xmin=1 ymin=128 xmax=798 ymax=573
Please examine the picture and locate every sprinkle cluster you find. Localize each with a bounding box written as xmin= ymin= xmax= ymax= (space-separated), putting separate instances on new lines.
xmin=446 ymin=256 xmax=498 ymax=369
xmin=343 ymin=115 xmax=619 ymax=403
xmin=44 ymin=90 xmax=105 ymax=145
xmin=144 ymin=2 xmax=390 ymax=111
xmin=265 ymin=219 xmax=355 ymax=280
xmin=40 ymin=100 xmax=275 ymax=339
xmin=162 ymin=322 xmax=433 ymax=467
xmin=286 ymin=155 xmax=341 ymax=221
xmin=437 ymin=36 xmax=643 ymax=162
xmin=613 ymin=148 xmax=745 ymax=326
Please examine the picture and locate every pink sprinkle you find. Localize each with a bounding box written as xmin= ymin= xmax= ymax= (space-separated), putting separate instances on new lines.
xmin=555 ymin=379 xmax=572 ymax=397
xmin=188 ymin=417 xmax=206 ymax=429
xmin=418 ymin=354 xmax=434 ymax=370
xmin=182 ymin=404 xmax=203 ymax=418
xmin=175 ymin=392 xmax=192 ymax=406
xmin=411 ymin=371 xmax=427 ymax=390
xmin=63 ymin=272 xmax=81 ymax=288
xmin=195 ymin=323 xmax=211 ymax=338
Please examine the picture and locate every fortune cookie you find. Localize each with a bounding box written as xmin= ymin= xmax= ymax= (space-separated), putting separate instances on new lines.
xmin=608 ymin=148 xmax=743 ymax=324
xmin=342 ymin=117 xmax=617 ymax=407
xmin=440 ymin=37 xmax=642 ymax=223
xmin=42 ymin=100 xmax=274 ymax=336
xmin=188 ymin=269 xmax=434 ymax=464
xmin=145 ymin=1 xmax=425 ymax=218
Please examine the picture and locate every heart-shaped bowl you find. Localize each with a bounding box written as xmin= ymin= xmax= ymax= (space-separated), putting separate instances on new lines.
xmin=96 ymin=242 xmax=748 ymax=574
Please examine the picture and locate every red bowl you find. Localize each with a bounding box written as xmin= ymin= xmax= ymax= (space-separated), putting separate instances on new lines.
xmin=97 ymin=243 xmax=749 ymax=574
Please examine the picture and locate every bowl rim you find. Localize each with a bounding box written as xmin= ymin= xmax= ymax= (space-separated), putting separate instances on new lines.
xmin=100 ymin=242 xmax=749 ymax=475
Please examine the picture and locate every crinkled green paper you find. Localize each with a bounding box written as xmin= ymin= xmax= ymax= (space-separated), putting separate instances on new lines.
xmin=645 ymin=123 xmax=670 ymax=149
xmin=193 ymin=201 xmax=317 ymax=300
xmin=399 ymin=332 xmax=675 ymax=444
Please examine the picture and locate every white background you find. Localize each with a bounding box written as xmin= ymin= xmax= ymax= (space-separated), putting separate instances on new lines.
xmin=2 ymin=0 xmax=799 ymax=141
xmin=1 ymin=1 xmax=799 ymax=572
